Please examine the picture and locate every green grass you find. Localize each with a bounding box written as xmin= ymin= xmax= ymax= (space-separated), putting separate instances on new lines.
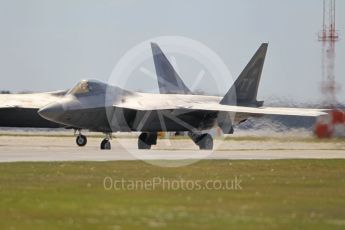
xmin=0 ymin=160 xmax=345 ymax=229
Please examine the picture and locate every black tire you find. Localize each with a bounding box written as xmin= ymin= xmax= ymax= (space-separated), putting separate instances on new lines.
xmin=138 ymin=133 xmax=151 ymax=149
xmin=76 ymin=135 xmax=87 ymax=147
xmin=198 ymin=134 xmax=213 ymax=150
xmin=138 ymin=141 xmax=151 ymax=149
xmin=100 ymin=139 xmax=111 ymax=150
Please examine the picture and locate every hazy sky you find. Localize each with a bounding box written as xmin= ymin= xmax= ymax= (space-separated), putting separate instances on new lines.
xmin=0 ymin=0 xmax=344 ymax=103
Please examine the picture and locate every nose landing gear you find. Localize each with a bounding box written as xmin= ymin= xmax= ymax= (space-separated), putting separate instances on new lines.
xmin=76 ymin=134 xmax=87 ymax=147
xmin=75 ymin=130 xmax=87 ymax=147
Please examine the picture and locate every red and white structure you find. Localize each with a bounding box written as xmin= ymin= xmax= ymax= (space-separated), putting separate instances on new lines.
xmin=314 ymin=0 xmax=344 ymax=138
xmin=318 ymin=0 xmax=339 ymax=105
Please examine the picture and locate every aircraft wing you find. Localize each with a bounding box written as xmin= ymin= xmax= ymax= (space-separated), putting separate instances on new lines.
xmin=0 ymin=91 xmax=66 ymax=128
xmin=0 ymin=91 xmax=66 ymax=109
xmin=114 ymin=95 xmax=327 ymax=117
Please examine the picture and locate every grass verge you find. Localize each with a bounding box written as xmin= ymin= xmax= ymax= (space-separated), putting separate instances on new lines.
xmin=0 ymin=160 xmax=344 ymax=229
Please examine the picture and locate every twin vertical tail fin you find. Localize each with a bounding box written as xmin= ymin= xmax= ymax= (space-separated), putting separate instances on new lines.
xmin=151 ymin=43 xmax=192 ymax=94
xmin=220 ymin=43 xmax=268 ymax=107
xmin=151 ymin=41 xmax=268 ymax=106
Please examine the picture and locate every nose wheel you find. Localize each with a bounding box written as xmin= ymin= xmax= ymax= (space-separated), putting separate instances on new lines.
xmin=74 ymin=129 xmax=87 ymax=147
xmin=76 ymin=134 xmax=87 ymax=147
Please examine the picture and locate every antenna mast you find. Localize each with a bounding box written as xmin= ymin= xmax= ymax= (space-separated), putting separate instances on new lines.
xmin=318 ymin=0 xmax=339 ymax=107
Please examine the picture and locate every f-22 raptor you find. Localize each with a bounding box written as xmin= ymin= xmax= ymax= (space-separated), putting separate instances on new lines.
xmin=0 ymin=43 xmax=326 ymax=150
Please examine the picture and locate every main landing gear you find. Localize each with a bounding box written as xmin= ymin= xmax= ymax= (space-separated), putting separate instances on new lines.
xmin=138 ymin=132 xmax=158 ymax=150
xmin=188 ymin=132 xmax=213 ymax=150
xmin=101 ymin=133 xmax=112 ymax=150
xmin=136 ymin=132 xmax=213 ymax=150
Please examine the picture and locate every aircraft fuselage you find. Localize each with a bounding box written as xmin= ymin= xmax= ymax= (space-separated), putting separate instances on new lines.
xmin=37 ymin=81 xmax=232 ymax=133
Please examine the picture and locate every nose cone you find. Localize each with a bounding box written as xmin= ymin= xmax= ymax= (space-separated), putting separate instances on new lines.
xmin=38 ymin=102 xmax=64 ymax=122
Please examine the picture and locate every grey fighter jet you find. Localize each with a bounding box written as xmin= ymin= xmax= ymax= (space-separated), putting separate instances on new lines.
xmin=0 ymin=43 xmax=326 ymax=150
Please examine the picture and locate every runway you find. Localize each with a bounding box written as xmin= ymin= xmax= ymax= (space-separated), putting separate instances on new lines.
xmin=0 ymin=135 xmax=344 ymax=163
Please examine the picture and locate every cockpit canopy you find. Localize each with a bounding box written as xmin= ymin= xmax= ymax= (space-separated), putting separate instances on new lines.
xmin=67 ymin=80 xmax=107 ymax=96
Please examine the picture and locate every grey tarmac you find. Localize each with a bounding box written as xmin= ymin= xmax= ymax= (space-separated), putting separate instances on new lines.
xmin=0 ymin=135 xmax=344 ymax=163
